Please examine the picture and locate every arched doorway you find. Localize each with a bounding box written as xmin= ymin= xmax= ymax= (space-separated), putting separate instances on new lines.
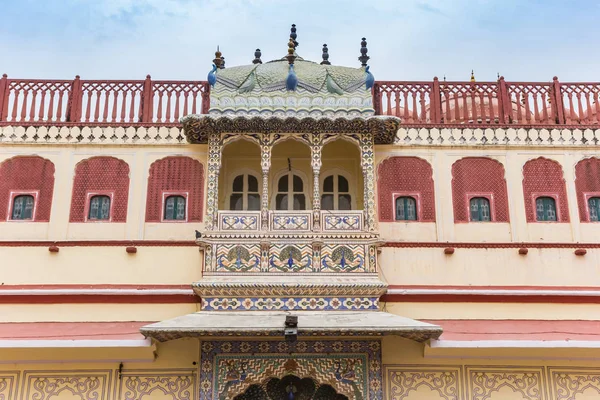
xmin=233 ymin=375 xmax=349 ymax=400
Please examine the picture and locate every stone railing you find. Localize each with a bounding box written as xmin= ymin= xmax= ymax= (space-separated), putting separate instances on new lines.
xmin=321 ymin=210 xmax=364 ymax=232
xmin=217 ymin=211 xmax=261 ymax=232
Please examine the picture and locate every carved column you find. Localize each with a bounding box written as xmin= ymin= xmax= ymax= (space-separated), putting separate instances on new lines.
xmin=205 ymin=132 xmax=223 ymax=231
xmin=311 ymin=133 xmax=323 ymax=230
xmin=360 ymin=132 xmax=376 ymax=231
xmin=260 ymin=133 xmax=272 ymax=230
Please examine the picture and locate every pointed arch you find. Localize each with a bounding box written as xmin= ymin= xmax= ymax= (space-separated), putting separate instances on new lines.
xmin=69 ymin=156 xmax=130 ymax=222
xmin=377 ymin=156 xmax=435 ymax=222
xmin=575 ymin=157 xmax=600 ymax=222
xmin=0 ymin=155 xmax=55 ymax=222
xmin=145 ymin=156 xmax=204 ymax=222
xmin=451 ymin=157 xmax=509 ymax=222
xmin=522 ymin=157 xmax=569 ymax=222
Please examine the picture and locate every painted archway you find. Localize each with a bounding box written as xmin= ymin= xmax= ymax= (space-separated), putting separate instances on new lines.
xmin=233 ymin=374 xmax=349 ymax=400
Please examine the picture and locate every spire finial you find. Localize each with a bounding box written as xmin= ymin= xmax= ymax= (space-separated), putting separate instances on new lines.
xmin=497 ymin=72 xmax=500 ymax=80
xmin=290 ymin=24 xmax=299 ymax=49
xmin=470 ymin=69 xmax=475 ymax=82
xmin=220 ymin=56 xmax=225 ymax=69
xmin=321 ymin=44 xmax=331 ymax=65
xmin=358 ymin=37 xmax=370 ymax=67
xmin=286 ymin=37 xmax=297 ymax=65
xmin=253 ymin=49 xmax=262 ymax=64
xmin=213 ymin=46 xmax=223 ymax=68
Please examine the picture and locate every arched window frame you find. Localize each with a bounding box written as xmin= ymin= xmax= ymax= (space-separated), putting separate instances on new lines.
xmin=392 ymin=192 xmax=421 ymax=222
xmin=320 ymin=169 xmax=356 ymax=210
xmin=161 ymin=191 xmax=188 ymax=222
xmin=225 ymin=169 xmax=261 ymax=211
xmin=84 ymin=191 xmax=114 ymax=222
xmin=532 ymin=193 xmax=560 ymax=222
xmin=270 ymin=169 xmax=310 ymax=211
xmin=466 ymin=193 xmax=495 ymax=222
xmin=584 ymin=192 xmax=600 ymax=222
xmin=7 ymin=191 xmax=38 ymax=222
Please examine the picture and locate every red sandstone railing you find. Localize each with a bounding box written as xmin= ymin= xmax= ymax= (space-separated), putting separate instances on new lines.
xmin=1 ymin=74 xmax=599 ymax=127
xmin=374 ymin=77 xmax=600 ymax=125
xmin=0 ymin=75 xmax=210 ymax=126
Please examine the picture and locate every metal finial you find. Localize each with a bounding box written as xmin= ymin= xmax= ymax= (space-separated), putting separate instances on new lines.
xmin=290 ymin=24 xmax=299 ymax=49
xmin=358 ymin=37 xmax=370 ymax=67
xmin=470 ymin=70 xmax=475 ymax=82
xmin=443 ymin=75 xmax=446 ymax=82
xmin=320 ymin=44 xmax=331 ymax=65
xmin=497 ymin=72 xmax=500 ymax=80
xmin=213 ymin=46 xmax=222 ymax=68
xmin=253 ymin=48 xmax=262 ymax=64
xmin=286 ymin=37 xmax=297 ymax=65
xmin=220 ymin=56 xmax=225 ymax=69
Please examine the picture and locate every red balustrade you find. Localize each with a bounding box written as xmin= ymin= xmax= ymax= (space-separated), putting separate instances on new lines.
xmin=0 ymin=75 xmax=210 ymax=126
xmin=1 ymin=74 xmax=599 ymax=128
xmin=374 ymin=77 xmax=600 ymax=126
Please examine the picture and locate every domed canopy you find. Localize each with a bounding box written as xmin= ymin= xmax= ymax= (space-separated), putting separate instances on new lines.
xmin=209 ymin=57 xmax=374 ymax=117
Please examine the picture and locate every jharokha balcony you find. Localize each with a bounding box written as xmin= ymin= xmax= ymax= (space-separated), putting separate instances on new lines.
xmin=1 ymin=74 xmax=600 ymax=130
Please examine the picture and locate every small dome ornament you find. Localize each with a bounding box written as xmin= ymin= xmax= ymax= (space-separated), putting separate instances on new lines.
xmin=286 ymin=38 xmax=298 ymax=91
xmin=207 ymin=63 xmax=217 ymax=88
xmin=470 ymin=70 xmax=476 ymax=82
xmin=365 ymin=65 xmax=375 ymax=91
xmin=252 ymin=49 xmax=262 ymax=64
xmin=320 ymin=44 xmax=331 ymax=65
xmin=358 ymin=37 xmax=370 ymax=67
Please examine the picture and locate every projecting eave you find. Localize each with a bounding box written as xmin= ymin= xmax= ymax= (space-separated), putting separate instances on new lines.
xmin=180 ymin=114 xmax=401 ymax=144
xmin=140 ymin=311 xmax=443 ymax=343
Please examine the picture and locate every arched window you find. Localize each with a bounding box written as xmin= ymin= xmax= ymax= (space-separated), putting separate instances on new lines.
xmin=395 ymin=196 xmax=417 ymax=221
xmin=536 ymin=196 xmax=557 ymax=221
xmin=588 ymin=197 xmax=600 ymax=222
xmin=470 ymin=197 xmax=491 ymax=222
xmin=88 ymin=195 xmax=111 ymax=220
xmin=11 ymin=195 xmax=34 ymax=220
xmin=322 ymin=174 xmax=351 ymax=210
xmin=276 ymin=173 xmax=306 ymax=210
xmin=164 ymin=195 xmax=186 ymax=221
xmin=229 ymin=174 xmax=260 ymax=211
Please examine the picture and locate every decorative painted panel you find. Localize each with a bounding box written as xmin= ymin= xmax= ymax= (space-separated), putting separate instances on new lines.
xmin=199 ymin=340 xmax=382 ymax=400
xmin=385 ymin=366 xmax=463 ymax=400
xmin=321 ymin=211 xmax=363 ymax=231
xmin=548 ymin=367 xmax=600 ymax=399
xmin=21 ymin=370 xmax=112 ymax=400
xmin=218 ymin=211 xmax=260 ymax=231
xmin=0 ymin=372 xmax=19 ymax=400
xmin=271 ymin=211 xmax=311 ymax=231
xmin=321 ymin=244 xmax=366 ymax=273
xmin=466 ymin=367 xmax=547 ymax=400
xmin=216 ymin=244 xmax=261 ymax=273
xmin=268 ymin=244 xmax=312 ymax=272
xmin=118 ymin=369 xmax=197 ymax=400
xmin=201 ymin=296 xmax=379 ymax=311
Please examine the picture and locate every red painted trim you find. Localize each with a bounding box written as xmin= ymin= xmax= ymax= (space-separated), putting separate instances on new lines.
xmin=382 ymin=241 xmax=600 ymax=248
xmin=0 ymin=294 xmax=198 ymax=304
xmin=0 ymin=240 xmax=197 ymax=247
xmin=0 ymin=321 xmax=151 ymax=340
xmin=381 ymin=293 xmax=600 ymax=304
xmin=423 ymin=319 xmax=600 ymax=341
xmin=388 ymin=284 xmax=600 ymax=290
xmin=0 ymin=284 xmax=191 ymax=290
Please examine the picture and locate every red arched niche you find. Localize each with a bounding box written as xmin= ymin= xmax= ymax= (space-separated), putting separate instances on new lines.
xmin=0 ymin=156 xmax=55 ymax=221
xmin=145 ymin=156 xmax=204 ymax=222
xmin=522 ymin=157 xmax=569 ymax=222
xmin=451 ymin=157 xmax=509 ymax=222
xmin=377 ymin=156 xmax=435 ymax=222
xmin=69 ymin=157 xmax=130 ymax=222
xmin=575 ymin=157 xmax=600 ymax=222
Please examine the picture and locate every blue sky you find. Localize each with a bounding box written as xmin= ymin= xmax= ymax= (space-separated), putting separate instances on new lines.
xmin=1 ymin=0 xmax=599 ymax=82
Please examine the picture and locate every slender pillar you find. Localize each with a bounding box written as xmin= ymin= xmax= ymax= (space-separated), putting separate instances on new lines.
xmin=360 ymin=132 xmax=376 ymax=231
xmin=205 ymin=132 xmax=222 ymax=231
xmin=311 ymin=133 xmax=323 ymax=230
xmin=260 ymin=133 xmax=272 ymax=230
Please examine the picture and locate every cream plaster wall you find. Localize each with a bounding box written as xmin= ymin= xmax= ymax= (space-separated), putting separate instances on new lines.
xmin=0 ymin=246 xmax=203 ymax=284
xmin=379 ymin=247 xmax=599 ymax=287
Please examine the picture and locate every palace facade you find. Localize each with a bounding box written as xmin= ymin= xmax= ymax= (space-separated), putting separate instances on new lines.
xmin=2 ymin=26 xmax=600 ymax=399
